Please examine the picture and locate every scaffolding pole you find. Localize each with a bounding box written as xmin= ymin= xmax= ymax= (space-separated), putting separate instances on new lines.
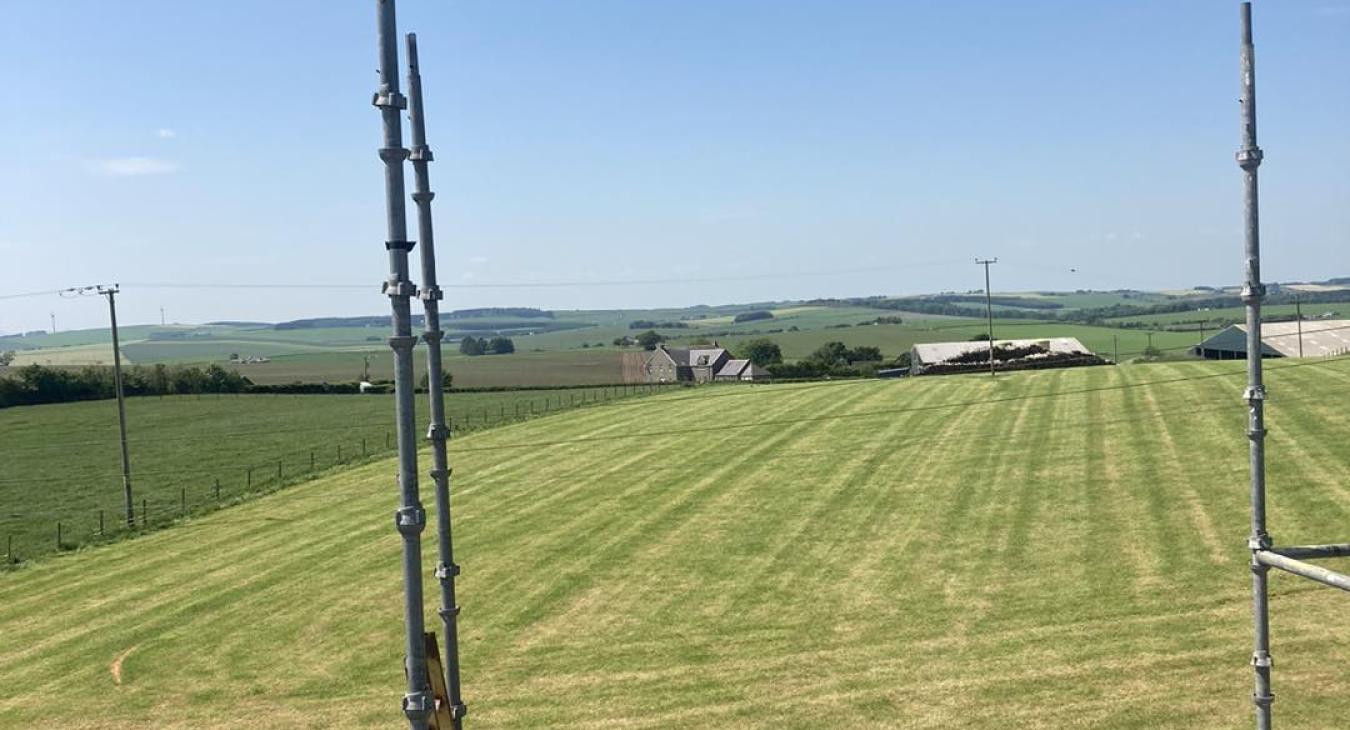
xmin=1255 ymin=551 xmax=1350 ymax=593
xmin=1236 ymin=4 xmax=1272 ymax=727
xmin=373 ymin=1 xmax=432 ymax=727
xmin=406 ymin=31 xmax=467 ymax=728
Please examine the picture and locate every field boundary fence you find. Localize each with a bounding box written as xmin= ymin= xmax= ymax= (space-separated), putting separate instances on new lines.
xmin=2 ymin=381 xmax=683 ymax=567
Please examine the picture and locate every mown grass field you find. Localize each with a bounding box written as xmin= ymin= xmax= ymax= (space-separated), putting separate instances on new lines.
xmin=0 ymin=384 xmax=668 ymax=562
xmin=2 ymin=359 xmax=1348 ymax=728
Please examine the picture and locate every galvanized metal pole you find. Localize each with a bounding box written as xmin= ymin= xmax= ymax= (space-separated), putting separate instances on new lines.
xmin=406 ymin=31 xmax=467 ymax=727
xmin=1237 ymin=4 xmax=1273 ymax=727
xmin=98 ymin=285 xmax=134 ymax=528
xmin=373 ymin=1 xmax=432 ymax=727
xmin=976 ymin=258 xmax=997 ymax=376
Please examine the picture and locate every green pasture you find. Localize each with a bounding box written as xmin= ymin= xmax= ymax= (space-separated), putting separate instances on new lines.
xmin=0 ymin=383 xmax=669 ymax=562
xmin=1109 ymin=303 xmax=1349 ymax=328
xmin=222 ymin=349 xmax=627 ymax=388
xmin=2 ymin=359 xmax=1349 ymax=727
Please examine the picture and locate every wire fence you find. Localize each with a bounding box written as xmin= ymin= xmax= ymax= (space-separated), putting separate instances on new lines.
xmin=1 ymin=382 xmax=684 ymax=566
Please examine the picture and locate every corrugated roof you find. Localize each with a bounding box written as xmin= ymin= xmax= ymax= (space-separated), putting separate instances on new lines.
xmin=1238 ymin=319 xmax=1350 ymax=358
xmin=912 ymin=337 xmax=1091 ymax=365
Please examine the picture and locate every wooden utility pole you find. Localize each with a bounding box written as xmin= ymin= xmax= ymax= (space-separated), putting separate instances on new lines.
xmin=975 ymin=258 xmax=998 ymax=376
xmin=97 ymin=285 xmax=134 ymax=528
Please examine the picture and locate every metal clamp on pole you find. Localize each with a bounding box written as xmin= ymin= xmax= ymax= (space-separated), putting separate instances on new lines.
xmin=395 ymin=504 xmax=427 ymax=536
xmin=384 ymin=279 xmax=418 ymax=298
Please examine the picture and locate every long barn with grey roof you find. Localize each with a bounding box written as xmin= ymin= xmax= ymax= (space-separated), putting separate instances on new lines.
xmin=1194 ymin=320 xmax=1350 ymax=359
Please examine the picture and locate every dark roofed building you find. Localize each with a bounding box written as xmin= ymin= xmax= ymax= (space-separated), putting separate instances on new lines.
xmin=644 ymin=343 xmax=745 ymax=383
xmin=714 ymin=358 xmax=769 ymax=382
xmin=1194 ymin=320 xmax=1350 ymax=359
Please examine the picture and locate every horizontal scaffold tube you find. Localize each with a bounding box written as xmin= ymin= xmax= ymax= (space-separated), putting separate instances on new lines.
xmin=1256 ymin=551 xmax=1350 ymax=592
xmin=1269 ymin=543 xmax=1350 ymax=560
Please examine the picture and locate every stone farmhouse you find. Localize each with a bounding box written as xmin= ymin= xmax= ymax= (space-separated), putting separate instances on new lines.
xmin=644 ymin=343 xmax=768 ymax=383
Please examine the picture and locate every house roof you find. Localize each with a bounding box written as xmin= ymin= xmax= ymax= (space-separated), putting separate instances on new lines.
xmin=912 ymin=337 xmax=1091 ymax=365
xmin=648 ymin=344 xmax=733 ymax=367
xmin=687 ymin=348 xmax=728 ymax=367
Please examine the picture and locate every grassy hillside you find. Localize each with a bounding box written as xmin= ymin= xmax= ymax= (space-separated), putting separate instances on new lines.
xmin=1108 ymin=303 xmax=1349 ymax=328
xmin=0 ymin=384 xmax=670 ymax=562
xmin=3 ymin=359 xmax=1348 ymax=728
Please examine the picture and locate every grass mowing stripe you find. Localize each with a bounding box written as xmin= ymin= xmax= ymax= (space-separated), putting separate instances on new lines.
xmin=487 ymin=384 xmax=878 ymax=639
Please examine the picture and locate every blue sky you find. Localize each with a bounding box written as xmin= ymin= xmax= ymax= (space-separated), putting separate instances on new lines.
xmin=1 ymin=0 xmax=1346 ymax=332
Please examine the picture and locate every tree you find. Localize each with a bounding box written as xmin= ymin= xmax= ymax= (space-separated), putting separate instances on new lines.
xmin=733 ymin=310 xmax=774 ymax=323
xmin=807 ymin=341 xmax=850 ymax=368
xmin=419 ymin=370 xmax=453 ymax=391
xmin=458 ymin=336 xmax=485 ymax=356
xmin=845 ymin=345 xmax=883 ymax=363
xmin=0 ymin=350 xmax=14 ymax=366
xmin=744 ymin=339 xmax=783 ymax=366
xmin=487 ymin=336 xmax=515 ymax=354
xmin=635 ymin=330 xmax=666 ymax=351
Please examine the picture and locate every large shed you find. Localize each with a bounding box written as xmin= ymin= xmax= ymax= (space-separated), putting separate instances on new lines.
xmin=1194 ymin=319 xmax=1350 ymax=359
xmin=910 ymin=337 xmax=1098 ymax=376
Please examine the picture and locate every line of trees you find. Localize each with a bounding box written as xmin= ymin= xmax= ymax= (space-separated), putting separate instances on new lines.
xmin=458 ymin=336 xmax=515 ymax=356
xmin=0 ymin=363 xmax=251 ymax=408
xmin=761 ymin=340 xmax=893 ymax=379
xmin=733 ymin=310 xmax=774 ymax=323
xmin=628 ymin=320 xmax=688 ymax=330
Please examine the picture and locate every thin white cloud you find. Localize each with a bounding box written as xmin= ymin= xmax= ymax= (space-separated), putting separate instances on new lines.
xmin=468 ymin=255 xmax=488 ymax=264
xmin=1316 ymin=4 xmax=1350 ymax=17
xmin=157 ymin=128 xmax=177 ymax=139
xmin=89 ymin=157 xmax=180 ymax=176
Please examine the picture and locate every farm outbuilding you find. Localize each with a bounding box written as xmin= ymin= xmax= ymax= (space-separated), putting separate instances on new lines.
xmin=910 ymin=337 xmax=1102 ymax=376
xmin=1194 ymin=319 xmax=1350 ymax=359
xmin=714 ymin=359 xmax=769 ymax=382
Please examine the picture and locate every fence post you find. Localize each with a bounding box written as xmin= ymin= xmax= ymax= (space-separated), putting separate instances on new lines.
xmin=277 ymin=461 xmax=283 ymax=480
xmin=56 ymin=521 xmax=62 ymax=550
xmin=6 ymin=535 xmax=10 ymax=562
xmin=141 ymin=499 xmax=147 ymax=527
xmin=338 ymin=444 xmax=343 ymax=462
xmin=362 ymin=438 xmax=367 ymax=456
xmin=386 ymin=430 xmax=391 ymax=449
xmin=181 ymin=487 xmax=186 ymax=512
xmin=247 ymin=467 xmax=253 ymax=488
xmin=215 ymin=478 xmax=221 ymax=501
